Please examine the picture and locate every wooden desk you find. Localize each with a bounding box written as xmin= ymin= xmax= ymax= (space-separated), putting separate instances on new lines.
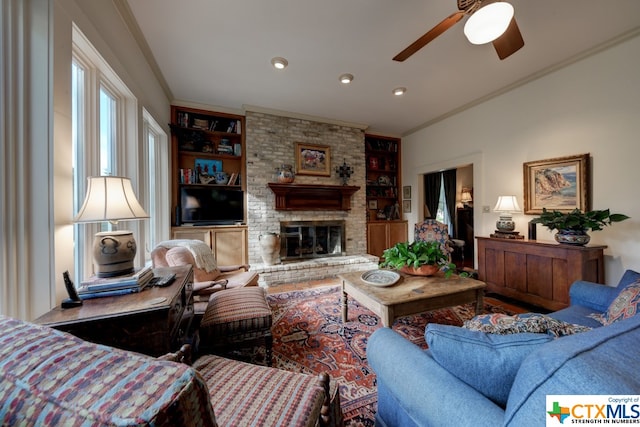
xmin=476 ymin=237 xmax=606 ymax=311
xmin=35 ymin=266 xmax=194 ymax=357
xmin=339 ymin=270 xmax=486 ymax=327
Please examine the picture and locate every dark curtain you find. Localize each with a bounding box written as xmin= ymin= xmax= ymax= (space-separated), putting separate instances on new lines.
xmin=442 ymin=169 xmax=457 ymax=233
xmin=423 ymin=172 xmax=441 ymax=219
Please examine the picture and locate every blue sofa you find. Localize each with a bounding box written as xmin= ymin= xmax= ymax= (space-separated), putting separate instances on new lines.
xmin=367 ymin=270 xmax=640 ymax=427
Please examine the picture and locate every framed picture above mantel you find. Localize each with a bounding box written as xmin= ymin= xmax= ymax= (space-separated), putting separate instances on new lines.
xmin=523 ymin=153 xmax=590 ymax=214
xmin=295 ymin=143 xmax=331 ymax=176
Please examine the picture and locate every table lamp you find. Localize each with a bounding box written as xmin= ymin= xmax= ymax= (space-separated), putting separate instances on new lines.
xmin=493 ymin=195 xmax=521 ymax=232
xmin=74 ymin=176 xmax=149 ymax=278
xmin=461 ymin=188 xmax=473 ymax=207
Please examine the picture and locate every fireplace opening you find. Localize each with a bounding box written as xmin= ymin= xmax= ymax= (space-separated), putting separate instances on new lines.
xmin=280 ymin=221 xmax=345 ymax=261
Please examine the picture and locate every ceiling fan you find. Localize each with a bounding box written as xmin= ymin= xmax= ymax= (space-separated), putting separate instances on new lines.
xmin=393 ymin=0 xmax=524 ymax=62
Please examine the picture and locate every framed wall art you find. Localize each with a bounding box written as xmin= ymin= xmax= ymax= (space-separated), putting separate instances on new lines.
xmin=402 ymin=200 xmax=412 ymax=213
xmin=402 ymin=186 xmax=411 ymax=200
xmin=195 ymin=158 xmax=223 ymax=175
xmin=295 ymin=143 xmax=331 ymax=176
xmin=523 ymin=153 xmax=590 ymax=214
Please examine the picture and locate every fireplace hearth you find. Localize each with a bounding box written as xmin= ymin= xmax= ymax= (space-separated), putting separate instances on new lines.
xmin=280 ymin=221 xmax=345 ymax=261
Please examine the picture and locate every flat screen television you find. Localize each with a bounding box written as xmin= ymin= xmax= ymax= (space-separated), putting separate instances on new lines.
xmin=179 ymin=186 xmax=244 ymax=225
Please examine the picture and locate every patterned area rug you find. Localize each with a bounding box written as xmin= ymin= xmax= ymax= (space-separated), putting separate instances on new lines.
xmin=263 ymin=285 xmax=515 ymax=426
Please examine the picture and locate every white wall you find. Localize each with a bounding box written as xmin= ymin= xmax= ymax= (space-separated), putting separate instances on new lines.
xmin=402 ymin=33 xmax=640 ymax=284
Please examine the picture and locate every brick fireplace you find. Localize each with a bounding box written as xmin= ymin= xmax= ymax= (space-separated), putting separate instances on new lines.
xmin=244 ymin=108 xmax=379 ymax=286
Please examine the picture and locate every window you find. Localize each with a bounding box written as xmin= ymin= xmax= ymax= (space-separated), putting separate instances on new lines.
xmin=142 ymin=109 xmax=170 ymax=257
xmin=435 ymin=179 xmax=453 ymax=234
xmin=99 ymin=87 xmax=116 ymax=177
xmin=71 ymin=25 xmax=168 ymax=280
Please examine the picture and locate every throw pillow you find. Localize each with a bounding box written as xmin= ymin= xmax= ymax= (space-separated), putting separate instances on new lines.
xmin=600 ymin=282 xmax=640 ymax=325
xmin=425 ymin=324 xmax=554 ymax=407
xmin=463 ymin=313 xmax=591 ymax=337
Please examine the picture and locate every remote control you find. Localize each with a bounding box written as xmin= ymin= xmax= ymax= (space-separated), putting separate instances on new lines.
xmin=152 ymin=274 xmax=176 ymax=287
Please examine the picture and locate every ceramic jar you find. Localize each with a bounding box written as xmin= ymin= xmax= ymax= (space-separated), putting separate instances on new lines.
xmin=259 ymin=232 xmax=281 ymax=265
xmin=93 ymin=230 xmax=136 ymax=277
xmin=277 ymin=164 xmax=295 ymax=183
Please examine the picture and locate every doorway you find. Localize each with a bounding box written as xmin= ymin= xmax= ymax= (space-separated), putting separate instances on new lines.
xmin=423 ymin=164 xmax=474 ymax=269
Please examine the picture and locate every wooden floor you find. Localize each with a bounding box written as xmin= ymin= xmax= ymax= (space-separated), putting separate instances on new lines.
xmin=266 ymin=276 xmax=531 ymax=314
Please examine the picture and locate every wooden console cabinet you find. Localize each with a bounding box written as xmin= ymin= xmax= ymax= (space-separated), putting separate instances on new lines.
xmin=172 ymin=225 xmax=248 ymax=265
xmin=35 ymin=266 xmax=194 ymax=357
xmin=476 ymin=237 xmax=606 ymax=311
xmin=367 ymin=221 xmax=408 ymax=258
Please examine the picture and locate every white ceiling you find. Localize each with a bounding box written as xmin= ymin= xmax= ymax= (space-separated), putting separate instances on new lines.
xmin=126 ymin=0 xmax=640 ymax=136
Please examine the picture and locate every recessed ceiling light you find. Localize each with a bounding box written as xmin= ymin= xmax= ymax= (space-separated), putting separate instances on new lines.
xmin=393 ymin=87 xmax=407 ymax=96
xmin=339 ymin=73 xmax=354 ymax=84
xmin=271 ymin=57 xmax=288 ymax=70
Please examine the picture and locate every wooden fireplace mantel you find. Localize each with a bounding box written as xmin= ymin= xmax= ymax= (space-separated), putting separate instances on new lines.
xmin=267 ymin=183 xmax=360 ymax=211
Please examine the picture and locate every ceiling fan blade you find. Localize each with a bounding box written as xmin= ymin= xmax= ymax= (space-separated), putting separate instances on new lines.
xmin=492 ymin=17 xmax=524 ymax=60
xmin=393 ymin=11 xmax=465 ymax=62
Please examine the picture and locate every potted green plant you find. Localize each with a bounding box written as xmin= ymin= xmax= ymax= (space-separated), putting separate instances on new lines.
xmin=531 ymin=208 xmax=629 ymax=245
xmin=379 ymin=240 xmax=458 ymax=278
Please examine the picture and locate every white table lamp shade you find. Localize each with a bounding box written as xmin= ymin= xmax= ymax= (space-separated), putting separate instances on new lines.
xmin=493 ymin=195 xmax=521 ymax=213
xmin=74 ymin=176 xmax=149 ymax=223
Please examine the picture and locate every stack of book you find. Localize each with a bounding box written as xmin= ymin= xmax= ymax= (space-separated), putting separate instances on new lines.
xmin=77 ymin=266 xmax=154 ymax=300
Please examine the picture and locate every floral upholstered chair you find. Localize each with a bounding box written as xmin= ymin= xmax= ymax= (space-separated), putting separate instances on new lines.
xmin=414 ymin=219 xmax=454 ymax=259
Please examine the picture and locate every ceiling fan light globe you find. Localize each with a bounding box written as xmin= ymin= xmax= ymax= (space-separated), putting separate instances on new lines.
xmin=463 ymin=2 xmax=514 ymax=45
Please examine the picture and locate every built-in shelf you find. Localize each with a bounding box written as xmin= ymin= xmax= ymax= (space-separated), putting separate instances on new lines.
xmin=268 ymin=183 xmax=360 ymax=211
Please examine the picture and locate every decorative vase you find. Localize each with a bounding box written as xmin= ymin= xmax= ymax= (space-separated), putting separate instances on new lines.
xmin=215 ymin=171 xmax=229 ymax=184
xmin=259 ymin=232 xmax=281 ymax=265
xmin=277 ymin=164 xmax=295 ymax=183
xmin=554 ymin=229 xmax=591 ymax=246
xmin=93 ymin=230 xmax=136 ymax=277
xmin=400 ymin=264 xmax=440 ymax=276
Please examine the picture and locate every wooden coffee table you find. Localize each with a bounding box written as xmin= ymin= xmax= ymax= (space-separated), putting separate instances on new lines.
xmin=339 ymin=270 xmax=486 ymax=327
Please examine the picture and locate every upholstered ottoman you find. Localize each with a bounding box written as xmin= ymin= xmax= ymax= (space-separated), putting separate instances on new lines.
xmin=194 ymin=355 xmax=330 ymax=427
xmin=199 ymin=287 xmax=273 ymax=365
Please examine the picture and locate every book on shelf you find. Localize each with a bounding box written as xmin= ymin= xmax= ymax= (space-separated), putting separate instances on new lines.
xmin=192 ymin=118 xmax=209 ymax=130
xmin=179 ymin=168 xmax=195 ymax=184
xmin=79 ymin=266 xmax=153 ymax=293
xmin=217 ymin=145 xmax=234 ymax=155
xmin=177 ymin=112 xmax=189 ymax=128
xmin=227 ymin=172 xmax=238 ymax=185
